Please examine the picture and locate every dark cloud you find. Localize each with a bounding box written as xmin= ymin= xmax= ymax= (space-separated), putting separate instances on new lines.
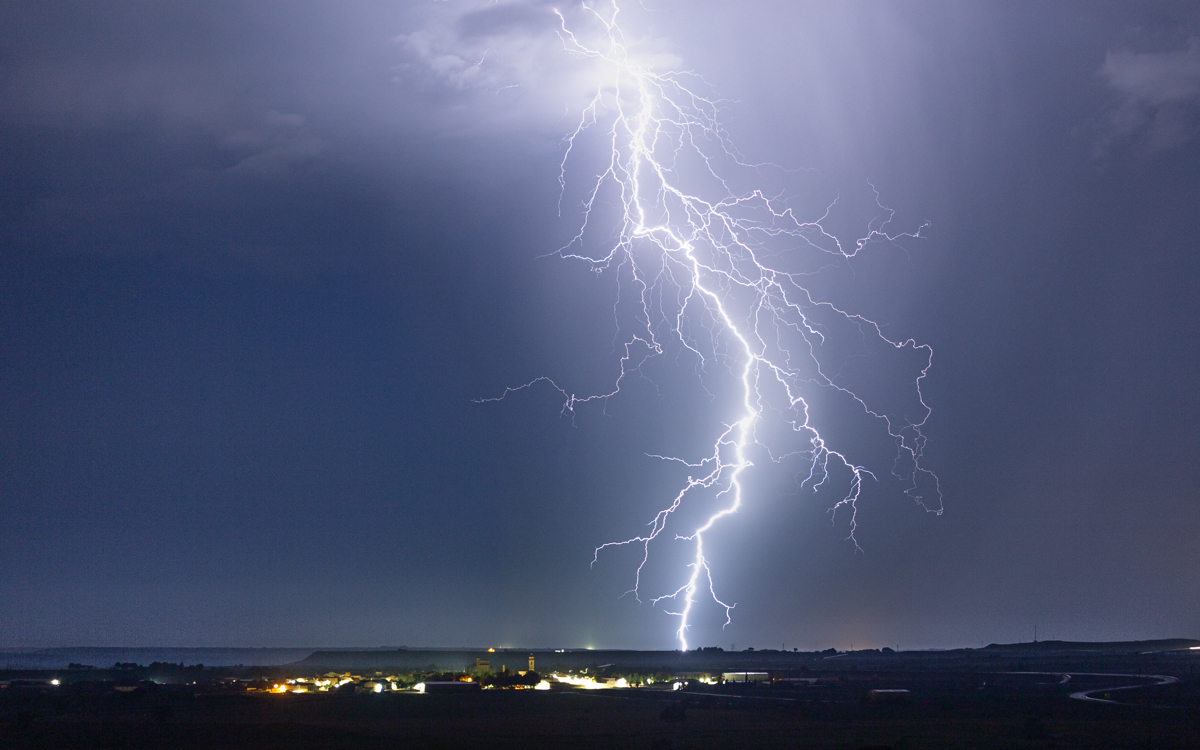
xmin=1096 ymin=39 xmax=1200 ymax=157
xmin=456 ymin=2 xmax=558 ymax=39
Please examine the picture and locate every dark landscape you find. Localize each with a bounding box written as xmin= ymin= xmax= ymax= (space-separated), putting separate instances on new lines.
xmin=3 ymin=640 xmax=1198 ymax=749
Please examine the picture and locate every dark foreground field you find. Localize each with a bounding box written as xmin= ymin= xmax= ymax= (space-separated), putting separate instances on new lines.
xmin=2 ymin=676 xmax=1199 ymax=750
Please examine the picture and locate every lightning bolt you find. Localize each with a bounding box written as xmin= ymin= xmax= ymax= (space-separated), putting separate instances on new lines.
xmin=478 ymin=1 xmax=942 ymax=651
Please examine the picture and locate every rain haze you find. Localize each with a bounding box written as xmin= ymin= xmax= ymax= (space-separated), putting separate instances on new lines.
xmin=2 ymin=1 xmax=1199 ymax=652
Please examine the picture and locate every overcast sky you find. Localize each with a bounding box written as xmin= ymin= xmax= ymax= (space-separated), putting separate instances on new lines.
xmin=2 ymin=1 xmax=1199 ymax=650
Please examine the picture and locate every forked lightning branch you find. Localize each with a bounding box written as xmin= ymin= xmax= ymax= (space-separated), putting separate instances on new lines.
xmin=480 ymin=2 xmax=941 ymax=650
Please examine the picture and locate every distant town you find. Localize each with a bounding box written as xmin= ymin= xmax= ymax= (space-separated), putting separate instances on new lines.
xmin=4 ymin=641 xmax=1199 ymax=748
xmin=3 ymin=646 xmax=814 ymax=696
xmin=4 ymin=640 xmax=1198 ymax=699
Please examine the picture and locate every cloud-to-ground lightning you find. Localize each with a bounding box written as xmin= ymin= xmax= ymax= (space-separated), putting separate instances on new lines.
xmin=480 ymin=1 xmax=941 ymax=651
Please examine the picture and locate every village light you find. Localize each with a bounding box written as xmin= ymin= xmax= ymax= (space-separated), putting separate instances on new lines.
xmin=553 ymin=673 xmax=606 ymax=689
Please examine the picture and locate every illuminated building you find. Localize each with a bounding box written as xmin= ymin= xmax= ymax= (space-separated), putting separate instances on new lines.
xmin=721 ymin=672 xmax=770 ymax=683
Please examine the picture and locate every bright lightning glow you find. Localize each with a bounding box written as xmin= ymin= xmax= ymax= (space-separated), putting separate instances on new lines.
xmin=480 ymin=2 xmax=940 ymax=650
xmin=553 ymin=673 xmax=607 ymax=689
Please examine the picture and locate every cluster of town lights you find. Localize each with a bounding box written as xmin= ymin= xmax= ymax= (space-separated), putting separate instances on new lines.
xmin=549 ymin=673 xmax=714 ymax=690
xmin=263 ymin=670 xmax=721 ymax=695
xmin=272 ymin=676 xmax=396 ymax=694
xmin=552 ymin=673 xmax=627 ymax=690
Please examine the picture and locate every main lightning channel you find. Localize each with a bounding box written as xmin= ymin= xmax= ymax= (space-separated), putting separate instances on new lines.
xmin=479 ymin=2 xmax=941 ymax=651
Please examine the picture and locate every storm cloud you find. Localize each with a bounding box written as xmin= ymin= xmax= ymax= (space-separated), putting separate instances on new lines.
xmin=1097 ymin=39 xmax=1200 ymax=157
xmin=2 ymin=1 xmax=1198 ymax=651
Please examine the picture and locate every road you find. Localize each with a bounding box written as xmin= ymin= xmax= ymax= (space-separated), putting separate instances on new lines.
xmin=1008 ymin=671 xmax=1178 ymax=704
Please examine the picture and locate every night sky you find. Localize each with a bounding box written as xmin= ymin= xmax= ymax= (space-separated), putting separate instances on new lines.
xmin=2 ymin=1 xmax=1199 ymax=651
